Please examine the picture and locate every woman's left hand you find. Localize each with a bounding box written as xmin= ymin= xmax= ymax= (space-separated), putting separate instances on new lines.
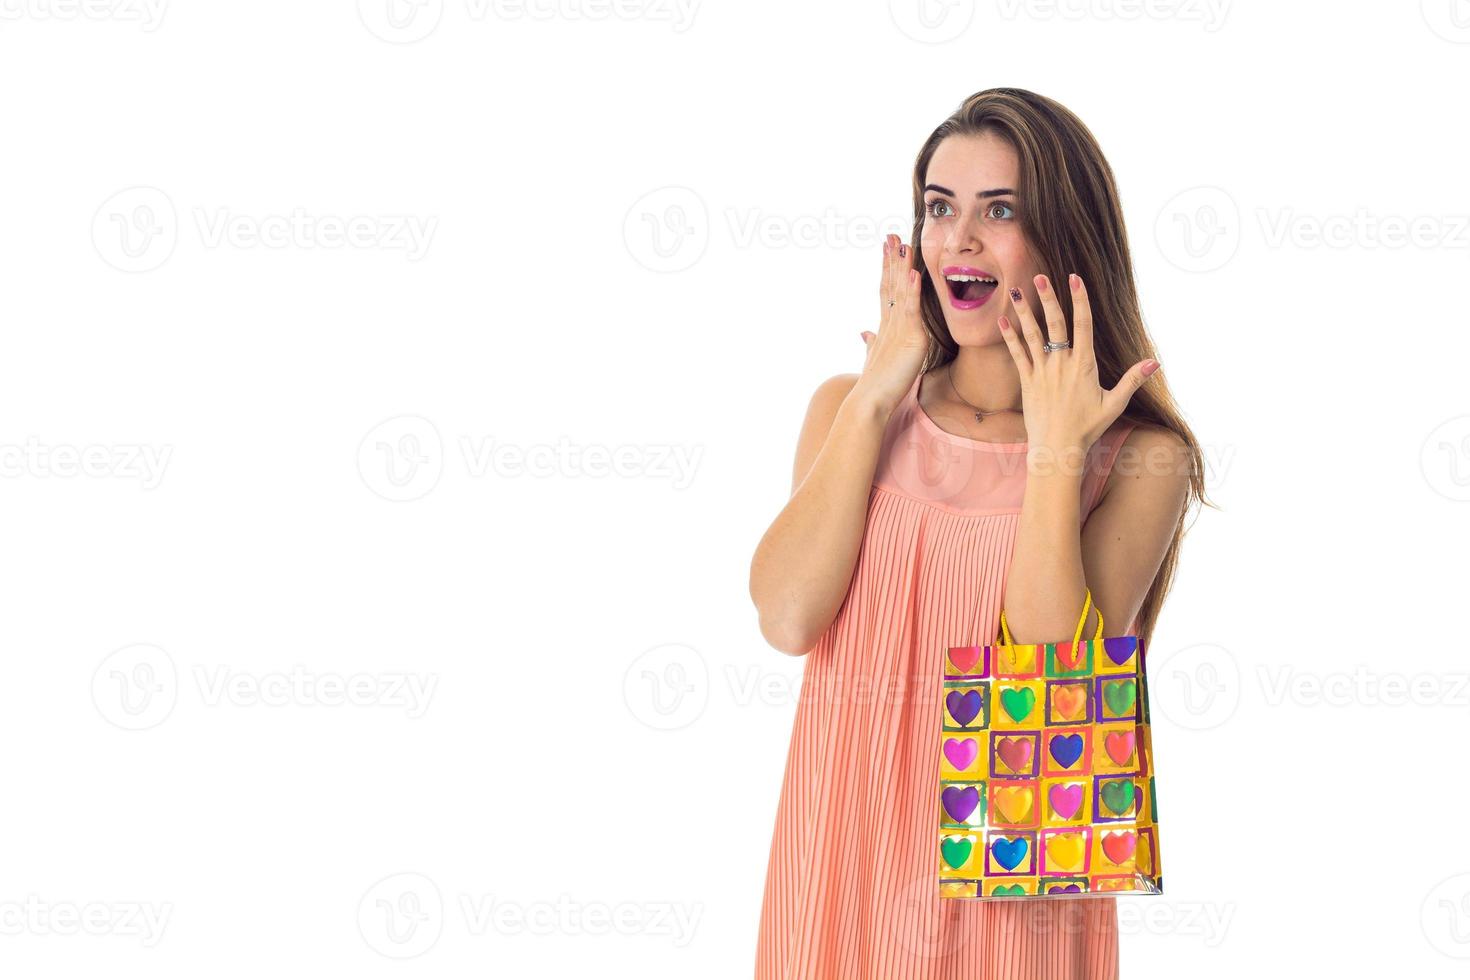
xmin=998 ymin=272 xmax=1160 ymax=462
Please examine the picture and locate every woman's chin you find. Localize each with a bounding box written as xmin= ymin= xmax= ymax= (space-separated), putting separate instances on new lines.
xmin=943 ymin=320 xmax=1007 ymax=347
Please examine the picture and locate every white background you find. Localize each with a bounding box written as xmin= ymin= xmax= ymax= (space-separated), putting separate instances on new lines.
xmin=2 ymin=1 xmax=1469 ymax=976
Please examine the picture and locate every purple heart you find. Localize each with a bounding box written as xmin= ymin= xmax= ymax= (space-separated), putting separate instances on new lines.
xmin=946 ymin=689 xmax=982 ymax=726
xmin=1104 ymin=636 xmax=1138 ymax=666
xmin=943 ymin=738 xmax=978 ymax=771
xmin=1048 ymin=783 xmax=1083 ymax=820
xmin=942 ymin=785 xmax=980 ymax=823
xmin=1048 ymin=884 xmax=1082 ymax=894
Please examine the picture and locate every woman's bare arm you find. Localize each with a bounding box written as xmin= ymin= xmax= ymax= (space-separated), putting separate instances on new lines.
xmin=1004 ymin=424 xmax=1188 ymax=642
xmin=749 ymin=234 xmax=928 ymax=656
xmin=748 ymin=374 xmax=891 ymax=656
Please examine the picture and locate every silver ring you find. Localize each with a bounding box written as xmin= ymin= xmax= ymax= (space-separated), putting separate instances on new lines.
xmin=1042 ymin=340 xmax=1071 ymax=352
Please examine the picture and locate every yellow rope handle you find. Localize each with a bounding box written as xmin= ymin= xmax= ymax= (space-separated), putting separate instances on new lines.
xmin=999 ymin=589 xmax=1104 ymax=647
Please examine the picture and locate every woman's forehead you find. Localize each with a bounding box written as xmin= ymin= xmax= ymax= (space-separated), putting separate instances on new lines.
xmin=928 ymin=133 xmax=1018 ymax=190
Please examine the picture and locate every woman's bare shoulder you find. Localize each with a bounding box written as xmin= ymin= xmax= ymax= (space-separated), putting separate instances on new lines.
xmin=1100 ymin=420 xmax=1191 ymax=505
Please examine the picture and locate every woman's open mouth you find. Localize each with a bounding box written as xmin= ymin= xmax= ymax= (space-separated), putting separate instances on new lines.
xmin=943 ymin=267 xmax=998 ymax=311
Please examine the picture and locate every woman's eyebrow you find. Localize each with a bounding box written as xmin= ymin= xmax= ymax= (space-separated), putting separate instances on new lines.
xmin=923 ymin=184 xmax=1015 ymax=198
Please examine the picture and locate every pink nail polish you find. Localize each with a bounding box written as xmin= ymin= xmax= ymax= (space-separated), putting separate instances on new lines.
xmin=1037 ymin=276 xmax=1048 ymax=291
xmin=1069 ymin=274 xmax=1080 ymax=291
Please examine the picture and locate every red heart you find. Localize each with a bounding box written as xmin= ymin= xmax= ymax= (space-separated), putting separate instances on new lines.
xmin=1055 ymin=641 xmax=1080 ymax=670
xmin=949 ymin=646 xmax=981 ymax=674
xmin=1101 ymin=831 xmax=1137 ymax=865
xmin=1104 ymin=731 xmax=1136 ymax=766
xmin=996 ymin=736 xmax=1034 ymax=773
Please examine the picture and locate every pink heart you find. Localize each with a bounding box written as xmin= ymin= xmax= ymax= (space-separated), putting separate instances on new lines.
xmin=1104 ymin=731 xmax=1136 ymax=766
xmin=1048 ymin=783 xmax=1083 ymax=820
xmin=996 ymin=736 xmax=1033 ymax=773
xmin=944 ymin=738 xmax=978 ymax=771
xmin=949 ymin=646 xmax=981 ymax=674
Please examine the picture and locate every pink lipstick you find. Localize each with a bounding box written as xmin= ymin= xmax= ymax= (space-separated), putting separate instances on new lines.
xmin=941 ymin=265 xmax=999 ymax=311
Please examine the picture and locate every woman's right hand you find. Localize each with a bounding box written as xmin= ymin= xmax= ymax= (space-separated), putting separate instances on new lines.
xmin=857 ymin=233 xmax=928 ymax=417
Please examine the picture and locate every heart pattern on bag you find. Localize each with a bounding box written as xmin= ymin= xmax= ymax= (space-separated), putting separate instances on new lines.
xmin=942 ymin=785 xmax=981 ymax=823
xmin=946 ymin=689 xmax=982 ymax=727
xmin=995 ymin=736 xmax=1033 ymax=773
xmin=999 ymin=687 xmax=1035 ymax=722
xmin=1048 ymin=733 xmax=1084 ymax=769
xmin=937 ymin=599 xmax=1160 ymax=899
xmin=993 ymin=787 xmax=1034 ymax=824
xmin=949 ymin=647 xmax=981 ymax=674
xmin=1048 ymin=782 xmax=1083 ymax=820
xmin=1103 ymin=730 xmax=1136 ymax=766
xmin=943 ymin=738 xmax=978 ymax=771
xmin=990 ymin=836 xmax=1029 ymax=871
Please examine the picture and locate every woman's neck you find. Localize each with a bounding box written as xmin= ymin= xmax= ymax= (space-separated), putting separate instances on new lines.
xmin=945 ymin=345 xmax=1023 ymax=415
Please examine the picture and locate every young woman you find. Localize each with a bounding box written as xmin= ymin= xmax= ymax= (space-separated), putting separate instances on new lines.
xmin=748 ymin=88 xmax=1210 ymax=979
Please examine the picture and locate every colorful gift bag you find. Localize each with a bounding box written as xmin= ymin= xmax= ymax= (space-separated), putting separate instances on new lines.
xmin=937 ymin=589 xmax=1163 ymax=899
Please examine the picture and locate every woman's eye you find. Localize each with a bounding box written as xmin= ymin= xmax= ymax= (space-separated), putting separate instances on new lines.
xmin=925 ymin=199 xmax=953 ymax=218
xmin=987 ymin=201 xmax=1015 ymax=220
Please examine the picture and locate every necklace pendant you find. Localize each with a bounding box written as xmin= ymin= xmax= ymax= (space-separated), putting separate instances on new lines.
xmin=974 ymin=411 xmax=984 ymax=423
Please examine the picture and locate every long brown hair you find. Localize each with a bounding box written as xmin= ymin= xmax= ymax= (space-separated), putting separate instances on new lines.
xmin=908 ymin=87 xmax=1216 ymax=647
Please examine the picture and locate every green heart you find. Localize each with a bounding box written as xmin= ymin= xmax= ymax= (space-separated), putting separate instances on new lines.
xmin=1100 ymin=780 xmax=1136 ymax=815
xmin=1103 ymin=679 xmax=1137 ymax=716
xmin=992 ymin=884 xmax=1025 ymax=896
xmin=941 ymin=837 xmax=973 ymax=870
xmin=1000 ymin=687 xmax=1036 ymax=722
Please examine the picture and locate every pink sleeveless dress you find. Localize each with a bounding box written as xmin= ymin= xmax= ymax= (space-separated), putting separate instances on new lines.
xmin=754 ymin=370 xmax=1139 ymax=980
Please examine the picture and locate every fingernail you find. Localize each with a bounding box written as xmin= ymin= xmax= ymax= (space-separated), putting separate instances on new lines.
xmin=1036 ymin=276 xmax=1048 ymax=291
xmin=899 ymin=244 xmax=907 ymax=257
xmin=1009 ymin=287 xmax=1022 ymax=302
xmin=999 ymin=316 xmax=1010 ymax=331
xmin=1069 ymin=274 xmax=1080 ymax=292
xmin=1143 ymin=360 xmax=1160 ymax=376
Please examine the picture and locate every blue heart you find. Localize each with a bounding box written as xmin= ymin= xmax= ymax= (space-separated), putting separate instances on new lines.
xmin=946 ymin=690 xmax=982 ymax=726
xmin=1049 ymin=733 xmax=1084 ymax=768
xmin=990 ymin=836 xmax=1029 ymax=871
